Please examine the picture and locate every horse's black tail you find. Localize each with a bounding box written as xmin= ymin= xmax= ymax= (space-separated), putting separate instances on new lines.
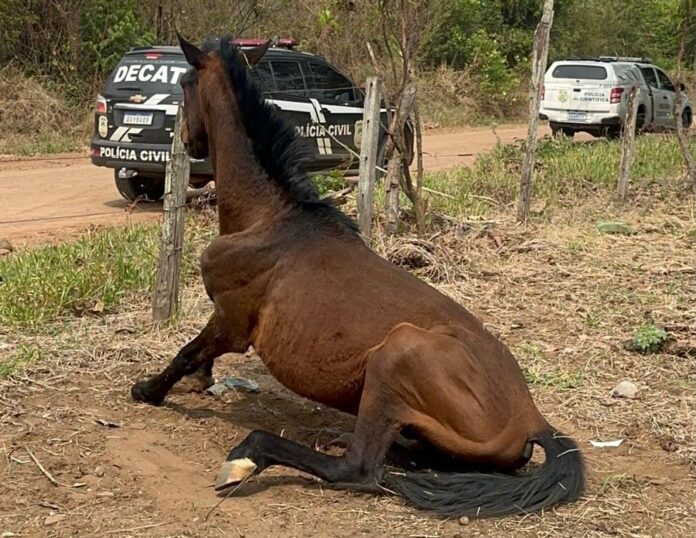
xmin=383 ymin=429 xmax=585 ymax=518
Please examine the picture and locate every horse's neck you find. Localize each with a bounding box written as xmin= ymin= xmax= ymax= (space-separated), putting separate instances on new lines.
xmin=207 ymin=94 xmax=286 ymax=235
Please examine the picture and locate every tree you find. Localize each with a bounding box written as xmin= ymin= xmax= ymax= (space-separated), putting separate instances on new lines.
xmin=673 ymin=0 xmax=696 ymax=194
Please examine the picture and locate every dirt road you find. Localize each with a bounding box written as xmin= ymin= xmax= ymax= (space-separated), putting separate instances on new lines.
xmin=0 ymin=125 xmax=552 ymax=247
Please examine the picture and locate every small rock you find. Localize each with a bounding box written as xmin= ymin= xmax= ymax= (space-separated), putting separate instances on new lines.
xmin=0 ymin=248 xmax=11 ymax=256
xmin=95 ymin=466 xmax=105 ymax=477
xmin=611 ymin=380 xmax=638 ymax=399
xmin=96 ymin=490 xmax=114 ymax=497
xmin=0 ymin=239 xmax=14 ymax=251
xmin=458 ymin=516 xmax=470 ymax=525
xmin=44 ymin=514 xmax=65 ymax=526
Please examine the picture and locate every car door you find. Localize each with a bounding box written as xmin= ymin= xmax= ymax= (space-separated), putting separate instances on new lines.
xmin=639 ymin=66 xmax=661 ymax=127
xmin=305 ymin=60 xmax=364 ymax=171
xmin=654 ymin=68 xmax=677 ymax=128
xmin=252 ymin=58 xmax=318 ymax=168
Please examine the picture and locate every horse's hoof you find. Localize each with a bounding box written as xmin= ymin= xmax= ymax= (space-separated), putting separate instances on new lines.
xmin=131 ymin=381 xmax=164 ymax=406
xmin=214 ymin=457 xmax=257 ymax=491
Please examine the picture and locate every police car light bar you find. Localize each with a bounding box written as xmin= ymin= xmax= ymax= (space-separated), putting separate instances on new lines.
xmin=232 ymin=37 xmax=297 ymax=49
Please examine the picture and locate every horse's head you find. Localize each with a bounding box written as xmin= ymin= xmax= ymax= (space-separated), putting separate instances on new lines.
xmin=176 ymin=33 xmax=270 ymax=160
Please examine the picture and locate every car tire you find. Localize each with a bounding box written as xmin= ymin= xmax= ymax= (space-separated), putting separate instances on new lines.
xmin=683 ymin=108 xmax=692 ymax=129
xmin=551 ymin=124 xmax=574 ymax=138
xmin=375 ymin=137 xmax=389 ymax=181
xmin=606 ymin=127 xmax=621 ymax=140
xmin=114 ymin=172 xmax=165 ymax=202
xmin=636 ymin=106 xmax=646 ymax=133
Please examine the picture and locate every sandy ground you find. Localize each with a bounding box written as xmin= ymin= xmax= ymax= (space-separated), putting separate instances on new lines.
xmin=1 ymin=189 xmax=694 ymax=537
xmin=0 ymin=125 xmax=571 ymax=248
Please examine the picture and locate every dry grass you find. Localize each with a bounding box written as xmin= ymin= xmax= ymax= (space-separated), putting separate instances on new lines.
xmin=0 ymin=186 xmax=693 ymax=535
xmin=418 ymin=65 xmax=527 ymax=128
xmin=0 ymin=67 xmax=90 ymax=155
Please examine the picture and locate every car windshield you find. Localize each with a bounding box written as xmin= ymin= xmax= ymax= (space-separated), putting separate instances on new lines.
xmin=105 ymin=53 xmax=188 ymax=96
xmin=552 ymin=65 xmax=608 ymax=80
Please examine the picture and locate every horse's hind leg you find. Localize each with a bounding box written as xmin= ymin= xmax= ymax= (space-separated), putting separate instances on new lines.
xmin=131 ymin=317 xmax=226 ymax=406
xmin=215 ymin=353 xmax=406 ymax=490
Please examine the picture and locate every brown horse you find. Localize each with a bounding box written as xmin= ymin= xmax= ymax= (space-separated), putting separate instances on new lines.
xmin=131 ymin=34 xmax=584 ymax=518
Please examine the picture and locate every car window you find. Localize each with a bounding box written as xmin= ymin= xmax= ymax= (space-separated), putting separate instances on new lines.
xmin=656 ymin=69 xmax=675 ymax=92
xmin=105 ymin=54 xmax=188 ymax=96
xmin=307 ymin=62 xmax=356 ymax=102
xmin=640 ymin=67 xmax=658 ymax=88
xmin=250 ymin=61 xmax=275 ymax=93
xmin=613 ymin=64 xmax=641 ymax=83
xmin=552 ymin=64 xmax=607 ymax=80
xmin=270 ymin=61 xmax=306 ymax=96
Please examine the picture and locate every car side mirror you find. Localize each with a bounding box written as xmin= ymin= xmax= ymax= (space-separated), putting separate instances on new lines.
xmin=679 ymin=82 xmax=686 ymax=92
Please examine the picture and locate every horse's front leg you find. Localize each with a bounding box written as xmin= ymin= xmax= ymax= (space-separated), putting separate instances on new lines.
xmin=214 ymin=352 xmax=404 ymax=490
xmin=131 ymin=317 xmax=230 ymax=405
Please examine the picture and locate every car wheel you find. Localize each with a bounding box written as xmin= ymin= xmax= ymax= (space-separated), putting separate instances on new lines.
xmin=605 ymin=127 xmax=621 ymax=140
xmin=114 ymin=172 xmax=165 ymax=202
xmin=375 ymin=137 xmax=389 ymax=181
xmin=561 ymin=127 xmax=575 ymax=138
xmin=635 ymin=107 xmax=646 ymax=134
xmin=683 ymin=108 xmax=692 ymax=129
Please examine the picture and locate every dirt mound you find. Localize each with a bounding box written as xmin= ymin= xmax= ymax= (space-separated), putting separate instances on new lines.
xmin=0 ymin=67 xmax=75 ymax=137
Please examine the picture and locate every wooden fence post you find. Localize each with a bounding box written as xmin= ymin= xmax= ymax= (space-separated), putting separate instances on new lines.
xmin=357 ymin=77 xmax=381 ymax=240
xmin=517 ymin=0 xmax=554 ymax=223
xmin=617 ymin=86 xmax=640 ymax=201
xmin=152 ymin=106 xmax=190 ymax=323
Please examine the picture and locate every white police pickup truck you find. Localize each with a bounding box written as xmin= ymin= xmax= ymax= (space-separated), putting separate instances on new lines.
xmin=91 ymin=39 xmax=411 ymax=201
xmin=539 ymin=57 xmax=692 ymax=138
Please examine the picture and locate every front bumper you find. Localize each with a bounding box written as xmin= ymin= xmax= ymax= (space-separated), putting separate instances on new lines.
xmin=90 ymin=138 xmax=212 ymax=175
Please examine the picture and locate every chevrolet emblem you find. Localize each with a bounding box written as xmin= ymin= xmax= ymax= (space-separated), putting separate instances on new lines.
xmin=129 ymin=94 xmax=146 ymax=103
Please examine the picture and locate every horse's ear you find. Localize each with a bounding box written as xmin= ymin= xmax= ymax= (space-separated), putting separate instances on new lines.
xmin=242 ymin=40 xmax=271 ymax=66
xmin=177 ymin=32 xmax=207 ymax=69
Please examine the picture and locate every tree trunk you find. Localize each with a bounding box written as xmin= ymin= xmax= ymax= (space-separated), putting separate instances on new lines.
xmin=674 ymin=1 xmax=696 ymax=195
xmin=385 ymin=84 xmax=417 ymax=234
xmin=617 ymin=86 xmax=640 ymax=201
xmin=152 ymin=107 xmax=190 ymax=323
xmin=517 ymin=0 xmax=554 ymax=223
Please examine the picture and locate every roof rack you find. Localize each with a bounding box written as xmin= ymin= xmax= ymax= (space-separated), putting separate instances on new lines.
xmin=598 ymin=55 xmax=652 ymax=63
xmin=564 ymin=55 xmax=652 ymax=64
xmin=233 ymin=37 xmax=298 ymax=49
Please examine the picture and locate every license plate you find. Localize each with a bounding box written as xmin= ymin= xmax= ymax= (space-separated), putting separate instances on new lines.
xmin=567 ymin=110 xmax=587 ymax=121
xmin=123 ymin=112 xmax=153 ymax=125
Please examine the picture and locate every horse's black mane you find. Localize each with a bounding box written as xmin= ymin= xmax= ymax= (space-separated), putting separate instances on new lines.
xmin=201 ymin=36 xmax=358 ymax=234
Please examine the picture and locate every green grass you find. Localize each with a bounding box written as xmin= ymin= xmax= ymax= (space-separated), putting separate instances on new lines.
xmin=517 ymin=342 xmax=584 ymax=390
xmin=0 ymin=131 xmax=86 ymax=155
xmin=0 ymin=223 xmax=209 ymax=326
xmin=523 ymin=368 xmax=585 ymax=390
xmin=424 ymin=134 xmax=693 ymax=217
xmin=0 ymin=345 xmax=41 ymax=378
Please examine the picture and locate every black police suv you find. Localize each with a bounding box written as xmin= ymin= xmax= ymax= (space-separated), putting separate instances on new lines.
xmin=91 ymin=38 xmax=403 ymax=201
